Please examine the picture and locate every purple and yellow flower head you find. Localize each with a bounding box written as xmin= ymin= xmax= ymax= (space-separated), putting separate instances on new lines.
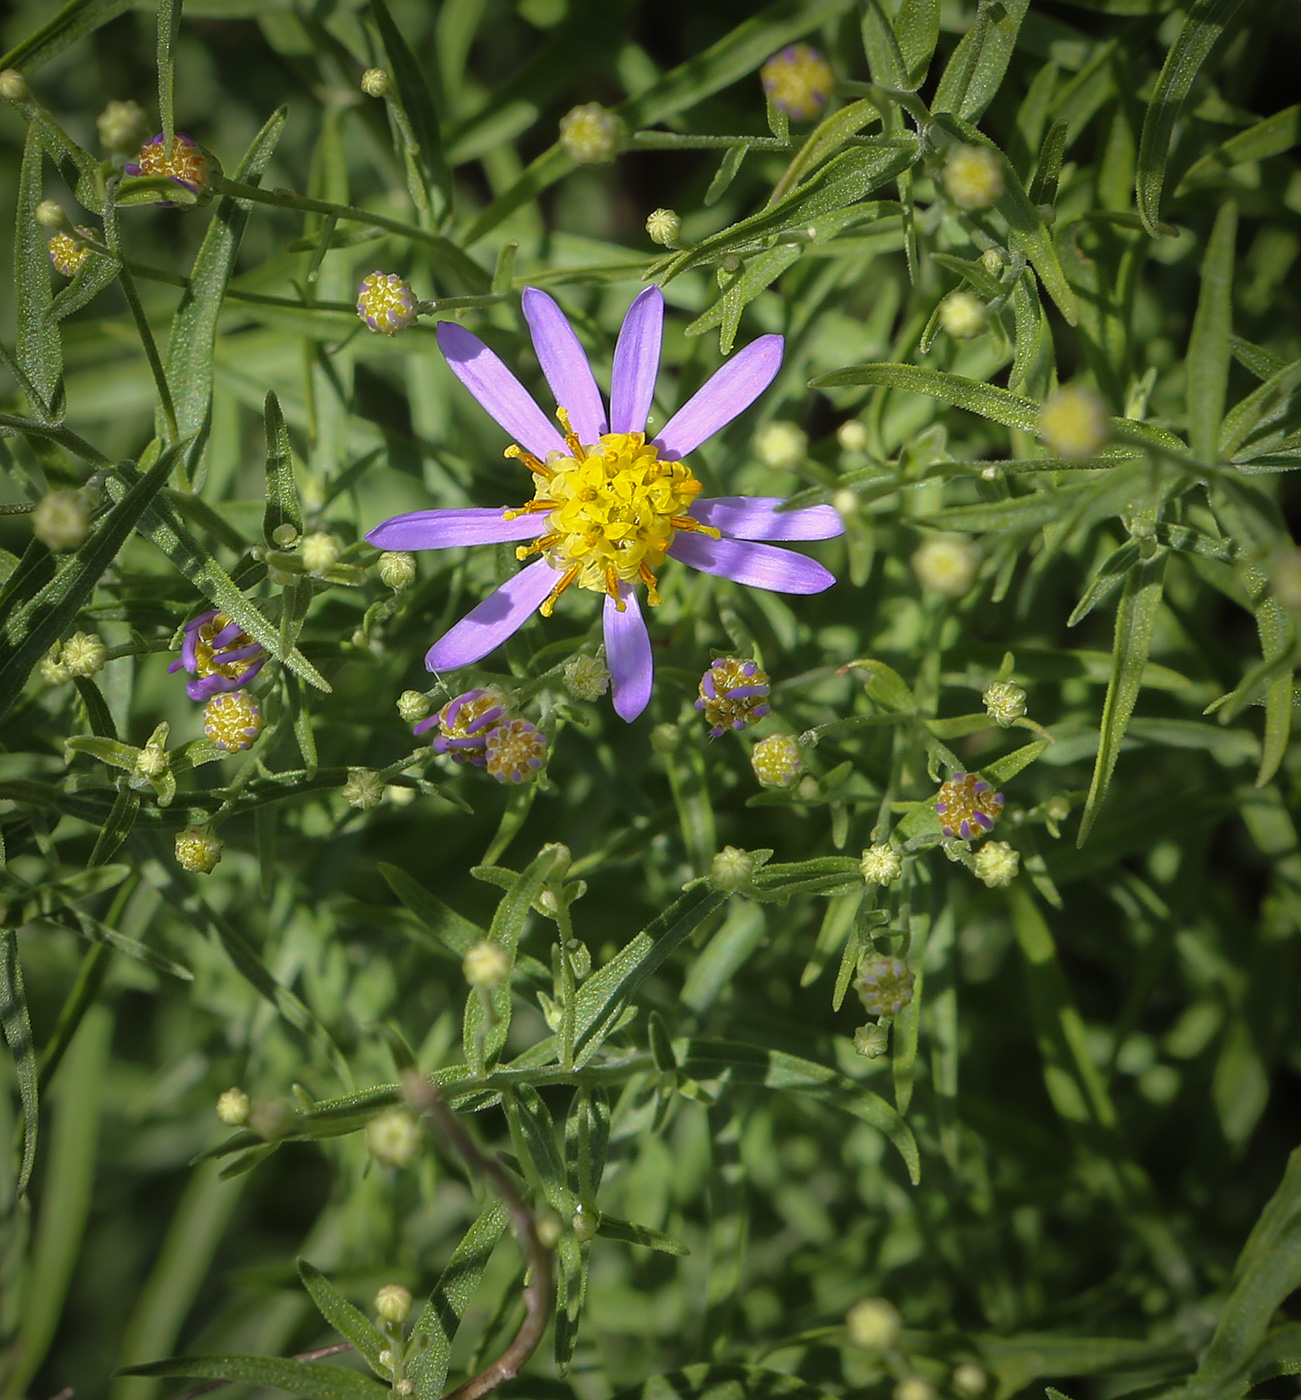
xmin=366 ymin=287 xmax=844 ymax=722
xmin=760 ymin=44 xmax=834 ymax=122
xmin=935 ymin=771 xmax=1004 ymax=840
xmin=125 ymin=132 xmax=210 ymax=199
xmin=696 ymin=657 xmax=770 ymax=737
xmin=416 ymin=687 xmax=510 ymax=765
xmin=169 ymin=610 xmax=266 ymax=701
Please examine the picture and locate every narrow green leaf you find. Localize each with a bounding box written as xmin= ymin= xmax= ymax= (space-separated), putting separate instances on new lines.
xmin=704 ymin=143 xmax=748 ymax=207
xmin=596 ymin=1216 xmax=690 ymax=1256
xmin=166 ymin=106 xmax=287 ymax=479
xmin=156 ymin=0 xmax=181 ymax=156
xmin=895 ymin=0 xmax=940 ymax=86
xmin=860 ymin=0 xmax=905 ymax=88
xmin=1187 ymin=200 xmax=1237 ymax=463
xmin=88 ymin=786 xmax=140 ymax=867
xmin=0 ymin=444 xmax=182 ymax=723
xmin=118 ymin=1355 xmax=388 ymax=1400
xmin=1135 ymin=0 xmax=1251 ymax=234
xmin=1077 ymin=552 xmax=1167 ymax=846
xmin=810 ymin=362 xmax=1039 ymax=432
xmin=982 ymin=740 xmax=1052 ymax=786
xmin=564 ymin=1085 xmax=610 ymax=1202
xmin=262 ymin=391 xmax=303 ymax=546
xmin=378 ymin=863 xmax=486 ymax=954
xmin=1027 ymin=118 xmax=1070 ymax=207
xmin=0 ymin=929 xmax=38 ymax=1198
xmin=1178 ymin=104 xmax=1301 ymax=190
xmin=1067 ymin=541 xmax=1143 ymax=626
xmin=15 ymin=123 xmax=61 ymax=417
xmin=1221 ymin=358 xmax=1301 ymax=461
xmin=0 ymin=0 xmax=132 ymax=72
xmin=297 ymin=1260 xmax=387 ymax=1372
xmin=407 ymin=1200 xmax=509 ymax=1400
xmin=932 ymin=0 xmax=1030 ymax=122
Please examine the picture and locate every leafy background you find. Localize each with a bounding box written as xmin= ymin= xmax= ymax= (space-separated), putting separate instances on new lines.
xmin=2 ymin=2 xmax=1301 ymax=1400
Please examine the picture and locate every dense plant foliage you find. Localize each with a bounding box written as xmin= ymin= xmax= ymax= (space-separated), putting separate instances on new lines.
xmin=1 ymin=3 xmax=1300 ymax=1400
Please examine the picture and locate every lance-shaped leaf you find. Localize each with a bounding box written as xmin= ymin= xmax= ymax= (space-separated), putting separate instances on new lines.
xmin=0 ymin=0 xmax=135 ymax=73
xmin=1187 ymin=200 xmax=1237 ymax=463
xmin=262 ymin=391 xmax=303 ymax=546
xmin=118 ymin=1355 xmax=388 ymax=1400
xmin=14 ymin=123 xmax=61 ymax=418
xmin=297 ymin=1260 xmax=387 ymax=1373
xmin=0 ymin=930 xmax=38 ymax=1198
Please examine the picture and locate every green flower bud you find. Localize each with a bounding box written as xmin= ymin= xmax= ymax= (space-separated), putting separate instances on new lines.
xmin=711 ymin=846 xmax=756 ymax=892
xmin=378 ymin=550 xmax=416 ymax=590
xmin=343 ymin=769 xmax=384 ymax=811
xmin=645 ymin=208 xmax=682 ymax=246
xmin=216 ymin=1087 xmax=251 ymax=1125
xmin=366 ymin=1106 xmax=423 ymax=1168
xmin=859 ymin=843 xmax=901 ymax=886
xmin=846 ymin=1296 xmax=901 ymax=1351
xmin=374 ymin=1284 xmax=412 ymax=1324
xmin=361 ymin=67 xmax=391 ymax=97
xmin=983 ymin=681 xmax=1026 ymax=726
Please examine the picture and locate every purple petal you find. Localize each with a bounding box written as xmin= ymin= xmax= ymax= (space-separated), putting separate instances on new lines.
xmin=603 ymin=583 xmax=653 ymax=722
xmin=669 ymin=533 xmax=836 ymax=593
xmin=521 ymin=287 xmax=607 ymax=444
xmin=437 ymin=322 xmax=566 ymax=459
xmin=654 ymin=334 xmax=784 ymax=459
xmin=367 ymin=508 xmax=545 ymax=551
xmin=609 ymin=286 xmax=664 ymax=435
xmin=426 ymin=558 xmax=557 ymax=670
xmin=691 ymin=497 xmax=845 ymax=541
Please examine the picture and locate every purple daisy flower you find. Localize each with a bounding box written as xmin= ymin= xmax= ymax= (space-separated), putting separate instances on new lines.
xmin=169 ymin=610 xmax=266 ymax=701
xmin=366 ymin=287 xmax=844 ymax=722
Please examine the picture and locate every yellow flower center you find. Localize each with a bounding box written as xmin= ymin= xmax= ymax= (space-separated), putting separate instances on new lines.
xmin=505 ymin=409 xmax=719 ymax=617
xmin=193 ymin=613 xmax=255 ymax=680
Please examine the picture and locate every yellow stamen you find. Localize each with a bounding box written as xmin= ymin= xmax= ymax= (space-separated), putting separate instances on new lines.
xmin=555 ymin=406 xmax=586 ymax=460
xmin=638 ymin=563 xmax=662 ymax=606
xmin=503 ymin=499 xmax=557 ymax=521
xmin=539 ymin=565 xmax=580 ymax=618
xmin=515 ymin=532 xmax=561 ymax=561
xmin=669 ymin=515 xmax=722 ymax=539
xmin=505 ymin=444 xmax=552 ymax=478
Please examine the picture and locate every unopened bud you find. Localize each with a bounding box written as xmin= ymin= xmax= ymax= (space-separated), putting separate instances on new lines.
xmin=942 ymin=144 xmax=1004 ymax=211
xmin=366 ymin=1106 xmax=423 ymax=1167
xmin=983 ymin=680 xmax=1026 ymax=726
xmin=32 ymin=490 xmax=90 ymax=551
xmin=97 ymin=99 xmax=149 ymax=155
xmin=61 ymin=631 xmax=107 ymax=677
xmin=645 ymin=208 xmax=681 ymax=246
xmin=1038 ymin=383 xmax=1109 ymax=460
xmin=463 ymin=940 xmax=510 ymax=989
xmin=343 ymin=768 xmax=384 ymax=811
xmin=571 ymin=1205 xmax=599 ymax=1242
xmin=361 ymin=67 xmax=391 ymax=97
xmin=859 ymin=843 xmax=901 ymax=886
xmin=397 ymin=689 xmax=431 ymax=724
xmin=953 ymin=1363 xmax=987 ymax=1397
xmin=377 ymin=550 xmax=416 ymax=590
xmin=175 ymin=826 xmax=222 ymax=874
xmin=980 ymin=248 xmax=1004 ymax=277
xmin=35 ymin=199 xmax=67 ymax=229
xmin=0 ymin=70 xmax=29 ymax=101
xmin=853 ymin=1023 xmax=890 ymax=1059
xmin=911 ymin=536 xmax=978 ymax=598
xmin=216 ymin=1087 xmax=251 ymax=1125
xmin=711 ymin=846 xmax=756 ymax=892
xmin=562 ymin=652 xmax=609 ymax=701
xmin=751 ymin=734 xmax=803 ymax=789
xmin=559 ymin=103 xmax=619 ymax=164
xmin=374 ymin=1284 xmax=412 ymax=1324
xmin=271 ymin=522 xmax=298 ymax=547
xmin=895 ymin=1379 xmax=936 ymax=1400
xmin=938 ymin=290 xmax=987 ymax=340
xmin=846 ymin=1296 xmax=901 ymax=1351
xmin=753 ymin=420 xmax=807 ymax=470
xmin=837 ymin=419 xmax=869 ymax=452
xmin=299 ymin=531 xmax=342 ymax=575
xmin=972 ymin=840 xmax=1019 ymax=888
xmin=249 ymin=1097 xmax=296 ymax=1141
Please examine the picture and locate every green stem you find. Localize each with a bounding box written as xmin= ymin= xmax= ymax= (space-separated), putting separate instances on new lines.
xmin=629 ymin=132 xmax=791 ymax=151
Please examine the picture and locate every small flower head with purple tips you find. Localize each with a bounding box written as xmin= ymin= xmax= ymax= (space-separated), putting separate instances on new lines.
xmin=856 ymin=957 xmax=915 ymax=1019
xmin=935 ymin=771 xmax=1004 ymax=840
xmin=760 ymin=44 xmax=834 ymax=121
xmin=418 ymin=687 xmax=510 ymax=765
xmin=696 ymin=657 xmax=771 ymax=737
xmin=48 ymin=228 xmax=96 ymax=278
xmin=203 ymin=691 xmax=264 ymax=752
xmin=170 ymin=610 xmax=266 ymax=701
xmin=485 ymin=717 xmax=547 ymax=783
xmin=125 ymin=132 xmax=211 ymax=197
xmin=357 ymin=271 xmax=417 ymax=336
xmin=365 ymin=287 xmax=844 ymax=722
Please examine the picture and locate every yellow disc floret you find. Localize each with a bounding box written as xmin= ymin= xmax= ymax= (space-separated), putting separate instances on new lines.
xmin=507 ymin=408 xmax=719 ymax=617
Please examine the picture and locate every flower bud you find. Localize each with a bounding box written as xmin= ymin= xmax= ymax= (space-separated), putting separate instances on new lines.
xmin=832 ymin=488 xmax=858 ymax=519
xmin=895 ymin=1379 xmax=936 ymax=1400
xmin=374 ymin=1284 xmax=412 ymax=1324
xmin=650 ymin=722 xmax=679 ymax=754
xmin=711 ymin=846 xmax=756 ymax=892
xmin=485 ymin=717 xmax=547 ymax=783
xmin=645 ymin=208 xmax=682 ymax=246
xmin=983 ymin=680 xmax=1026 ymax=726
xmin=366 ymin=1106 xmax=423 ymax=1168
xmin=35 ymin=200 xmax=67 ymax=229
xmin=0 ymin=69 xmax=29 ymax=101
xmin=97 ymin=99 xmax=149 ymax=155
xmin=911 ymin=536 xmax=978 ymax=598
xmin=343 ymin=769 xmax=384 ymax=811
xmin=216 ymin=1087 xmax=251 ymax=1125
xmin=125 ymin=132 xmax=212 ymax=199
xmin=32 ymin=490 xmax=89 ymax=551
xmin=175 ymin=826 xmax=222 ymax=874
xmin=859 ymin=843 xmax=901 ymax=886
xmin=361 ymin=67 xmax=391 ymax=97
xmin=559 ymin=103 xmax=620 ymax=163
xmin=204 ymin=691 xmax=264 ymax=752
xmin=377 ymin=550 xmax=416 ymax=590
xmin=938 ymin=290 xmax=987 ymax=340
xmin=48 ymin=228 xmax=96 ymax=278
xmin=562 ymin=652 xmax=609 ymax=702
xmin=696 ymin=657 xmax=771 ymax=736
xmin=972 ymin=840 xmax=1019 ymax=888
xmin=753 ymin=420 xmax=807 ymax=470
xmin=61 ymin=631 xmax=107 ymax=678
xmin=856 ymin=958 xmax=915 ymax=1018
xmin=846 ymin=1296 xmax=901 ymax=1351
xmin=980 ymin=247 xmax=1004 ymax=277
xmin=942 ymin=144 xmax=1004 ymax=211
xmin=397 ymin=689 xmax=431 ymax=724
xmin=953 ymin=1364 xmax=987 ymax=1396
xmin=39 ymin=644 xmax=69 ymax=686
xmin=271 ymin=522 xmax=298 ymax=547
xmin=837 ymin=419 xmax=869 ymax=452
xmin=249 ymin=1097 xmax=296 ymax=1142
xmin=1038 ymin=383 xmax=1109 ymax=460
xmin=536 ymin=1213 xmax=565 ymax=1248
xmin=356 ymin=271 xmax=417 ymax=335
xmin=299 ymin=531 xmax=342 ymax=575
xmin=935 ymin=771 xmax=1004 ymax=841
xmin=751 ymin=734 xmax=803 ymax=789
xmin=571 ymin=1205 xmax=599 ymax=1243
xmin=853 ymin=1023 xmax=891 ymax=1059
xmin=463 ymin=940 xmax=510 ymax=989
xmin=760 ymin=44 xmax=834 ymax=121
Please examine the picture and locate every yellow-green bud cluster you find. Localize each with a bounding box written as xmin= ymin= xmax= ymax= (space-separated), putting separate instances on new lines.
xmin=751 ymin=734 xmax=803 ymax=788
xmin=559 ymin=103 xmax=620 ymax=163
xmin=40 ymin=644 xmax=69 ymax=685
xmin=859 ymin=843 xmax=901 ymax=886
xmin=216 ymin=1087 xmax=251 ymax=1125
xmin=377 ymin=550 xmax=416 ymax=589
xmin=203 ymin=691 xmax=264 ymax=752
xmin=374 ymin=1284 xmax=412 ymax=1324
xmin=356 ymin=271 xmax=417 ymax=335
xmin=32 ymin=490 xmax=90 ymax=552
xmin=562 ymin=652 xmax=610 ymax=702
xmin=48 ymin=227 xmax=97 ymax=278
xmin=397 ymin=689 xmax=431 ymax=724
xmin=972 ymin=840 xmax=1019 ymax=888
xmin=911 ymin=536 xmax=978 ymax=597
xmin=361 ymin=67 xmax=391 ymax=97
xmin=463 ymin=939 xmax=511 ymax=989
xmin=846 ymin=1296 xmax=901 ymax=1351
xmin=57 ymin=631 xmax=108 ymax=678
xmin=343 ymin=768 xmax=384 ymax=811
xmin=856 ymin=957 xmax=915 ymax=1018
xmin=939 ymin=290 xmax=987 ymax=340
xmin=983 ymin=680 xmax=1027 ymax=726
xmin=942 ymin=144 xmax=1005 ymax=211
xmin=176 ymin=826 xmax=223 ymax=874
xmin=645 ymin=208 xmax=682 ymax=246
xmin=366 ymin=1106 xmax=423 ymax=1168
xmin=299 ymin=531 xmax=342 ymax=575
xmin=97 ymin=100 xmax=149 ymax=155
xmin=1038 ymin=383 xmax=1109 ymax=459
xmin=711 ymin=846 xmax=756 ymax=892
xmin=753 ymin=420 xmax=807 ymax=470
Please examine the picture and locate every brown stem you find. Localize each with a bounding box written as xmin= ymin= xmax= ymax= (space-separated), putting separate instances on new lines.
xmin=401 ymin=1073 xmax=554 ymax=1400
